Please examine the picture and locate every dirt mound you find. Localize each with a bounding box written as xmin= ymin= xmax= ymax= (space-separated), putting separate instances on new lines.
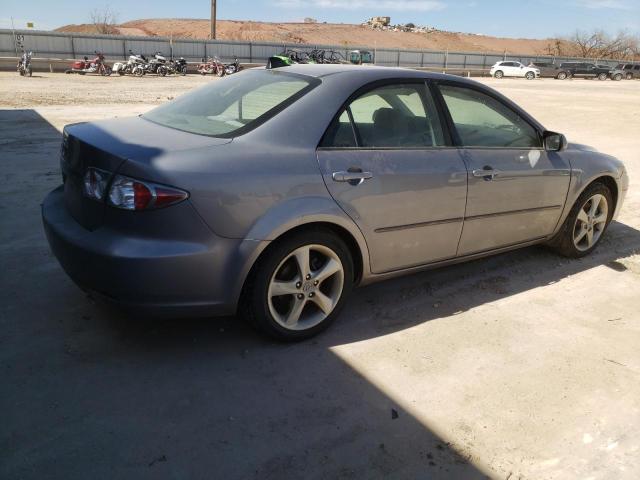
xmin=55 ymin=19 xmax=566 ymax=56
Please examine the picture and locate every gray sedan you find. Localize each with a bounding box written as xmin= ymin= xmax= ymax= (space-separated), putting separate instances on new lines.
xmin=42 ymin=65 xmax=629 ymax=340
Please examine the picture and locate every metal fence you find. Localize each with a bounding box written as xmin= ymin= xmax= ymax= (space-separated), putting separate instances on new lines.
xmin=0 ymin=28 xmax=625 ymax=68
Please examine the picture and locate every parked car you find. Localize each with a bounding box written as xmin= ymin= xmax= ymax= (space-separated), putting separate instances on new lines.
xmin=595 ymin=64 xmax=624 ymax=81
xmin=490 ymin=61 xmax=539 ymax=79
xmin=528 ymin=62 xmax=569 ymax=79
xmin=42 ymin=65 xmax=628 ymax=340
xmin=615 ymin=63 xmax=640 ymax=80
xmin=559 ymin=62 xmax=617 ymax=80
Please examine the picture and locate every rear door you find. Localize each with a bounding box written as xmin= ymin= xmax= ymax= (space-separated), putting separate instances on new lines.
xmin=317 ymin=80 xmax=468 ymax=273
xmin=435 ymin=82 xmax=571 ymax=255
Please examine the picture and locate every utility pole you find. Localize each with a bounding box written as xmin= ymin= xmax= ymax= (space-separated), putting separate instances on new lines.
xmin=210 ymin=0 xmax=217 ymax=39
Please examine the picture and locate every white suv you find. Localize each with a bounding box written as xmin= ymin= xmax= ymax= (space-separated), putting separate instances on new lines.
xmin=490 ymin=61 xmax=540 ymax=80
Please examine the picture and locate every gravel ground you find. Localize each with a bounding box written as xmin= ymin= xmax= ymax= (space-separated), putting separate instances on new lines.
xmin=1 ymin=72 xmax=639 ymax=479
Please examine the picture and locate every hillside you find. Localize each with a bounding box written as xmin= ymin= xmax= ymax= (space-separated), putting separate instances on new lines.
xmin=55 ymin=19 xmax=567 ymax=56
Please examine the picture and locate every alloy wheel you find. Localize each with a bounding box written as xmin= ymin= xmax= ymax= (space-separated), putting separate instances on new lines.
xmin=573 ymin=194 xmax=608 ymax=251
xmin=267 ymin=244 xmax=344 ymax=331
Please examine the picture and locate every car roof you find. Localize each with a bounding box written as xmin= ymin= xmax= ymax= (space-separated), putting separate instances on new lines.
xmin=274 ymin=63 xmax=458 ymax=82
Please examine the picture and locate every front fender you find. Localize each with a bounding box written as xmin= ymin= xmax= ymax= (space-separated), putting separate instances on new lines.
xmin=553 ymin=145 xmax=627 ymax=234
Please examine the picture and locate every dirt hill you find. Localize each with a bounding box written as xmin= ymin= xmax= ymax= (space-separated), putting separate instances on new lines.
xmin=55 ymin=19 xmax=567 ymax=56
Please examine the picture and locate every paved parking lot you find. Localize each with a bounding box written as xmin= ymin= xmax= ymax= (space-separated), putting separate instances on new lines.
xmin=1 ymin=72 xmax=639 ymax=479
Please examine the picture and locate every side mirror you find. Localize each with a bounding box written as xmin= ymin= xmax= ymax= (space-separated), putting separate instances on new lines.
xmin=543 ymin=131 xmax=567 ymax=152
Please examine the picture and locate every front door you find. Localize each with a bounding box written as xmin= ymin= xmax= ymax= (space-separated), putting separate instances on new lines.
xmin=437 ymin=82 xmax=571 ymax=255
xmin=317 ymin=81 xmax=468 ymax=273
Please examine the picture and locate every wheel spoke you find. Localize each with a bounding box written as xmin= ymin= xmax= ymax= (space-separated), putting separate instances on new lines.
xmin=313 ymin=258 xmax=341 ymax=284
xmin=270 ymin=279 xmax=300 ymax=297
xmin=575 ymin=228 xmax=587 ymax=243
xmin=586 ymin=228 xmax=594 ymax=247
xmin=593 ymin=212 xmax=607 ymax=225
xmin=589 ymin=196 xmax=601 ymax=217
xmin=294 ymin=247 xmax=311 ymax=280
xmin=285 ymin=297 xmax=306 ymax=326
xmin=310 ymin=291 xmax=333 ymax=315
xmin=577 ymin=209 xmax=589 ymax=225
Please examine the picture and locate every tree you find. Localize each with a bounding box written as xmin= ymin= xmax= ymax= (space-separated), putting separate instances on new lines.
xmin=569 ymin=29 xmax=639 ymax=60
xmin=90 ymin=5 xmax=118 ymax=34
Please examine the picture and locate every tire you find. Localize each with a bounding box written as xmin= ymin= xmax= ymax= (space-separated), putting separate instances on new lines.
xmin=240 ymin=229 xmax=354 ymax=341
xmin=613 ymin=73 xmax=622 ymax=81
xmin=157 ymin=66 xmax=167 ymax=77
xmin=27 ymin=67 xmax=32 ymax=77
xmin=557 ymin=71 xmax=567 ymax=80
xmin=626 ymin=73 xmax=633 ymax=80
xmin=118 ymin=70 xmax=125 ymax=76
xmin=525 ymin=71 xmax=535 ymax=80
xmin=494 ymin=70 xmax=504 ymax=79
xmin=597 ymin=72 xmax=608 ymax=81
xmin=547 ymin=182 xmax=613 ymax=258
xmin=216 ymin=68 xmax=225 ymax=77
xmin=133 ymin=67 xmax=144 ymax=77
xmin=102 ymin=66 xmax=112 ymax=76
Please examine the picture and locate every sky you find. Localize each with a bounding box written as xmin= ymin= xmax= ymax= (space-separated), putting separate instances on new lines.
xmin=1 ymin=0 xmax=639 ymax=39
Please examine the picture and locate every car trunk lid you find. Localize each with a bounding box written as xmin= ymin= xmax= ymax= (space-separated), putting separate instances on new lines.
xmin=60 ymin=116 xmax=231 ymax=230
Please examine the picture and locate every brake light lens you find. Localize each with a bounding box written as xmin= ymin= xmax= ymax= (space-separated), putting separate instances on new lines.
xmin=83 ymin=167 xmax=110 ymax=200
xmin=107 ymin=174 xmax=188 ymax=210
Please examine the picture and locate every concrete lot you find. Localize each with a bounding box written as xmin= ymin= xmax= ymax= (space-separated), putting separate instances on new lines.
xmin=1 ymin=72 xmax=639 ymax=479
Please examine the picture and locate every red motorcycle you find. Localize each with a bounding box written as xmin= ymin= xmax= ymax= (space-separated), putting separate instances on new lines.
xmin=65 ymin=51 xmax=112 ymax=76
xmin=197 ymin=56 xmax=225 ymax=77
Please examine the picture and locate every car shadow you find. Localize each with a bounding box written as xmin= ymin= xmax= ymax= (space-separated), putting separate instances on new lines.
xmin=3 ymin=108 xmax=639 ymax=479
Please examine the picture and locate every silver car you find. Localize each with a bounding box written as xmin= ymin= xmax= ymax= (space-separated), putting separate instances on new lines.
xmin=42 ymin=65 xmax=628 ymax=340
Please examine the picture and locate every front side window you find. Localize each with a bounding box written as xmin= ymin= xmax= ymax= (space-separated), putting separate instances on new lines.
xmin=321 ymin=83 xmax=445 ymax=148
xmin=439 ymin=84 xmax=540 ymax=148
xmin=143 ymin=70 xmax=317 ymax=137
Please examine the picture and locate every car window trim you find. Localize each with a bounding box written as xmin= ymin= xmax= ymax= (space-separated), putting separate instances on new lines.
xmin=432 ymin=79 xmax=544 ymax=150
xmin=317 ymin=77 xmax=453 ymax=151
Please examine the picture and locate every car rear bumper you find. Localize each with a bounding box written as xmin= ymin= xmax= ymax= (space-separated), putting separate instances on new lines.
xmin=42 ymin=186 xmax=263 ymax=318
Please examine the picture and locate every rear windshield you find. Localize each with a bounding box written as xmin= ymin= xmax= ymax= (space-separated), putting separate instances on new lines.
xmin=143 ymin=69 xmax=319 ymax=137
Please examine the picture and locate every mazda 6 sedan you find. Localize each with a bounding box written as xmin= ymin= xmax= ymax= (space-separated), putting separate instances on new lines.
xmin=42 ymin=65 xmax=628 ymax=340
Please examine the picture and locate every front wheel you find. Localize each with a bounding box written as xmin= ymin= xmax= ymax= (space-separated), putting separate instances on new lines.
xmin=494 ymin=70 xmax=504 ymax=79
xmin=240 ymin=230 xmax=354 ymax=341
xmin=157 ymin=66 xmax=168 ymax=77
xmin=626 ymin=73 xmax=633 ymax=80
xmin=525 ymin=71 xmax=535 ymax=80
xmin=216 ymin=67 xmax=225 ymax=77
xmin=547 ymin=182 xmax=613 ymax=258
xmin=613 ymin=73 xmax=622 ymax=81
xmin=597 ymin=72 xmax=608 ymax=81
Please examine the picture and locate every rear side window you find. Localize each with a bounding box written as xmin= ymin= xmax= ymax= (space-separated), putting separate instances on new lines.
xmin=321 ymin=83 xmax=445 ymax=148
xmin=439 ymin=84 xmax=540 ymax=148
xmin=143 ymin=70 xmax=318 ymax=137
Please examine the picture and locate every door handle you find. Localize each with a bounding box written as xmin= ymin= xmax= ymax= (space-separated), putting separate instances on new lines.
xmin=472 ymin=167 xmax=499 ymax=180
xmin=332 ymin=170 xmax=373 ymax=184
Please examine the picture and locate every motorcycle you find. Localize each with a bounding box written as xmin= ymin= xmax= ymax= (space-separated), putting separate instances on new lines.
xmin=197 ymin=56 xmax=225 ymax=76
xmin=168 ymin=57 xmax=188 ymax=75
xmin=143 ymin=52 xmax=168 ymax=76
xmin=224 ymin=57 xmax=242 ymax=75
xmin=17 ymin=50 xmax=32 ymax=77
xmin=112 ymin=51 xmax=147 ymax=76
xmin=65 ymin=51 xmax=112 ymax=76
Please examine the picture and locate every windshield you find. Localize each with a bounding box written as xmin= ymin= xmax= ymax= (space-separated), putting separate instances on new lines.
xmin=143 ymin=69 xmax=319 ymax=137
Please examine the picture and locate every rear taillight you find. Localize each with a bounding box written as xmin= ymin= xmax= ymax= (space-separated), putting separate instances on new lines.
xmin=83 ymin=167 xmax=110 ymax=200
xmin=107 ymin=175 xmax=188 ymax=211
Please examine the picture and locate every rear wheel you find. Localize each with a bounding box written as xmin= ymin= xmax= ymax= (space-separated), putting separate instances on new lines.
xmin=216 ymin=67 xmax=225 ymax=77
xmin=240 ymin=230 xmax=354 ymax=341
xmin=548 ymin=182 xmax=613 ymax=258
xmin=494 ymin=70 xmax=504 ymax=79
xmin=557 ymin=71 xmax=568 ymax=80
xmin=597 ymin=72 xmax=608 ymax=81
xmin=626 ymin=73 xmax=633 ymax=80
xmin=157 ymin=65 xmax=168 ymax=77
